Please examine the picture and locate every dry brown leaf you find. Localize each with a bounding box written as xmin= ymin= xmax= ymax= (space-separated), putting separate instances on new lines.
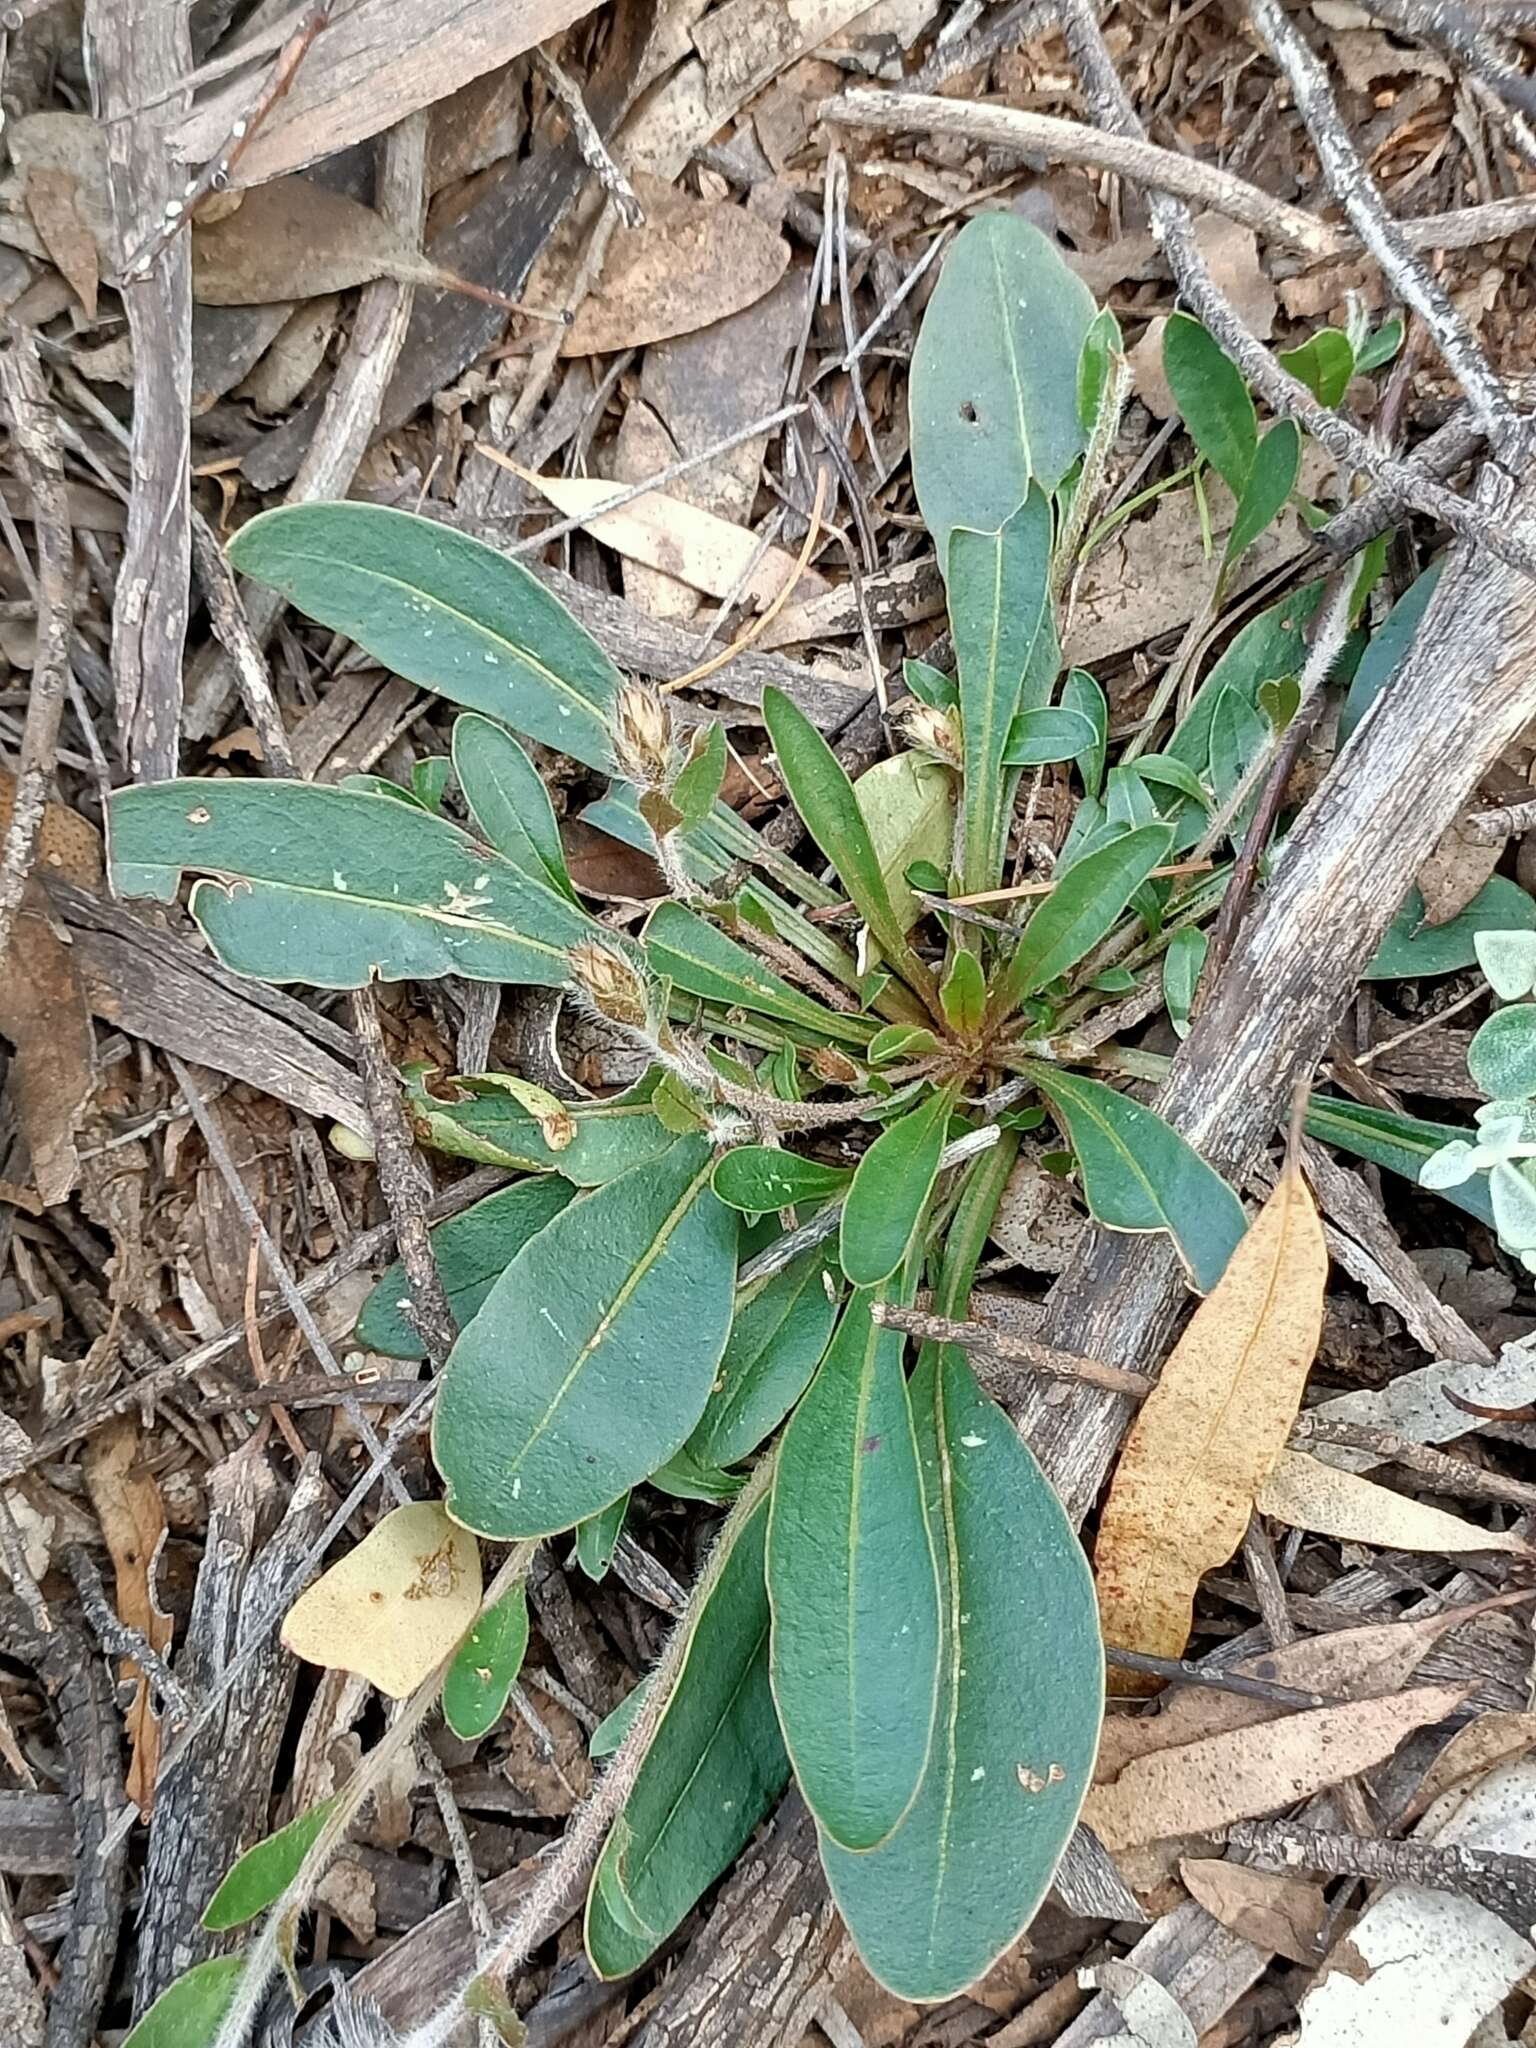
xmin=1095 ymin=1163 xmax=1327 ymax=1668
xmin=1084 ymin=1684 xmax=1467 ymax=1851
xmin=2 ymin=113 xmax=113 ymax=264
xmin=1399 ymin=1710 xmax=1536 ymax=1828
xmin=237 ymin=294 xmax=339 ymax=414
xmin=1417 ymin=815 xmax=1505 ymax=926
xmin=0 ymin=767 xmax=103 ymax=888
xmin=512 ymin=465 xmax=832 ymax=607
xmin=282 ymin=1501 xmax=481 ymax=1699
xmin=24 ymin=168 xmax=99 ymax=320
xmin=81 ymin=1418 xmax=174 ymax=1813
xmin=563 ymin=175 xmax=789 ymax=355
xmin=1256 ymin=1450 xmax=1533 ymax=1555
xmin=1179 ymin=1857 xmax=1327 ymax=1964
xmin=0 ymin=890 xmax=94 ymax=1207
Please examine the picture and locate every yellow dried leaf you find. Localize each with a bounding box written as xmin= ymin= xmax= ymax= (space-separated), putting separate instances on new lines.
xmin=282 ymin=1501 xmax=481 ymax=1699
xmin=1094 ymin=1162 xmax=1326 ymax=1666
xmin=1256 ymin=1450 xmax=1533 ymax=1556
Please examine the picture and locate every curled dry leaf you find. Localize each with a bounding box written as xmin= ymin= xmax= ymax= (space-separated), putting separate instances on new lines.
xmin=1399 ymin=1710 xmax=1536 ymax=1829
xmin=281 ymin=1501 xmax=481 ymax=1700
xmin=1255 ymin=1449 xmax=1534 ymax=1555
xmin=24 ymin=168 xmax=99 ymax=319
xmin=1094 ymin=1162 xmax=1327 ymax=1669
xmin=1084 ymin=1683 xmax=1468 ymax=1852
xmin=1179 ymin=1856 xmax=1328 ymax=1964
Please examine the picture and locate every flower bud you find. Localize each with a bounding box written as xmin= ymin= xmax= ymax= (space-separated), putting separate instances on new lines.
xmin=611 ymin=678 xmax=675 ymax=790
xmin=569 ymin=939 xmax=653 ymax=1031
xmin=897 ymin=700 xmax=961 ymax=768
xmin=808 ymin=1045 xmax=861 ymax=1085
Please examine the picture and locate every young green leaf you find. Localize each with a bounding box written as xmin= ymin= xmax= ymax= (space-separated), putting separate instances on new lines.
xmin=1162 ymin=926 xmax=1207 ymax=1039
xmin=1061 ymin=668 xmax=1108 ymax=797
xmin=405 ymin=1069 xmax=675 ymax=1186
xmin=1025 ymin=1064 xmax=1246 ymax=1292
xmin=227 ymin=501 xmax=620 ymax=769
xmin=1355 ymin=314 xmax=1404 ymax=373
xmin=767 ymin=1291 xmax=942 ymax=1851
xmin=867 ymin=1022 xmax=941 ymax=1064
xmin=201 ymin=1798 xmax=340 ymax=1931
xmin=1166 ymin=583 xmax=1320 ymax=777
xmin=1002 ymin=704 xmax=1099 ymax=768
xmin=443 ymin=1579 xmax=530 ymax=1739
xmin=910 ymin=213 xmax=1095 ymax=564
xmin=763 ymin=688 xmax=936 ymax=997
xmin=1004 ymin=823 xmax=1173 ymax=1006
xmin=903 ymin=656 xmax=957 ymax=710
xmin=1131 ymin=754 xmax=1211 ymax=812
xmin=1468 ymin=1004 xmax=1536 ymax=1100
xmin=411 ymin=755 xmax=450 ymax=812
xmin=576 ymin=1494 xmax=629 ymax=1583
xmin=1078 ymin=305 xmax=1125 ymax=431
xmin=822 ymin=1346 xmax=1103 ymax=2002
xmin=948 ymin=492 xmax=1051 ymax=891
xmin=590 ymin=1680 xmax=647 ymax=1760
xmin=1478 ymin=929 xmax=1536 ymax=1001
xmin=1366 ymin=877 xmax=1536 ymax=980
xmin=940 ymin=949 xmax=986 ymax=1036
xmin=121 ymin=1956 xmax=246 ymax=2048
xmin=1278 ymin=328 xmax=1354 ymax=407
xmin=585 ymin=1491 xmax=789 ymax=1978
xmin=649 ymin=1443 xmax=745 ymax=1501
xmin=671 ymin=720 xmax=728 ymax=831
xmin=109 ymin=781 xmax=595 ymax=991
xmin=686 ymin=1248 xmax=841 ymax=1468
xmin=644 ymin=899 xmax=875 ymax=1047
xmin=451 ymin=712 xmax=578 ymax=902
xmin=355 ymin=1177 xmax=573 ymax=1357
xmin=712 ymin=1148 xmax=852 ymax=1212
xmin=840 ymin=1087 xmax=956 ymax=1288
xmin=1162 ymin=313 xmax=1257 ymax=495
xmin=1224 ymin=419 xmax=1301 ymax=567
xmin=433 ymin=1136 xmax=737 ymax=1538
xmin=1339 ymin=560 xmax=1443 ymax=743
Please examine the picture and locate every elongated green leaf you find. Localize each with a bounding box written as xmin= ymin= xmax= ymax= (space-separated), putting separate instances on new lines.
xmin=227 ymin=502 xmax=620 ymax=769
xmin=1162 ymin=313 xmax=1256 ymax=495
xmin=109 ymin=781 xmax=594 ymax=990
xmin=1356 ymin=315 xmax=1404 ymax=373
xmin=1061 ymin=668 xmax=1108 ymax=797
xmin=1003 ymin=704 xmax=1098 ymax=768
xmin=433 ymin=1136 xmax=737 ymax=1538
xmin=686 ymin=1249 xmax=841 ymax=1468
xmin=941 ymin=949 xmax=986 ymax=1035
xmin=122 ymin=1957 xmax=245 ymax=2048
xmin=823 ymin=1347 xmax=1103 ymax=2002
xmin=767 ymin=1291 xmax=941 ymax=1851
xmin=451 ymin=713 xmax=577 ymax=902
xmin=712 ymin=1148 xmax=851 ymax=1212
xmin=949 ymin=493 xmax=1051 ymax=890
xmin=1166 ymin=583 xmax=1320 ymax=776
xmin=585 ymin=1492 xmax=789 ymax=1978
xmin=910 ymin=213 xmax=1095 ymax=564
xmin=443 ymin=1580 xmax=529 ymax=1739
xmin=649 ymin=1443 xmax=744 ymax=1501
xmin=644 ymin=899 xmax=874 ymax=1047
xmin=1366 ymin=877 xmax=1536 ymax=980
xmin=1162 ymin=926 xmax=1207 ymax=1039
xmin=763 ymin=688 xmax=934 ymax=993
xmin=1026 ymin=1065 xmax=1246 ymax=1292
xmin=591 ymin=1680 xmax=647 ymax=1760
xmin=576 ymin=1493 xmax=629 ymax=1582
xmin=1225 ymin=419 xmax=1300 ymax=566
xmin=1078 ymin=306 xmax=1125 ymax=431
xmin=1278 ymin=328 xmax=1354 ymax=407
xmin=1005 ymin=823 xmax=1172 ymax=1006
xmin=201 ymin=1798 xmax=340 ymax=1931
xmin=356 ymin=1177 xmax=573 ymax=1357
xmin=405 ymin=1069 xmax=674 ymax=1186
xmin=1339 ymin=560 xmax=1443 ymax=743
xmin=1131 ymin=754 xmax=1211 ymax=811
xmin=840 ymin=1088 xmax=954 ymax=1287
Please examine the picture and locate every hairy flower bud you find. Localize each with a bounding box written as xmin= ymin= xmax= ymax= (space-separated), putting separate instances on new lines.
xmin=611 ymin=678 xmax=675 ymax=790
xmin=569 ymin=938 xmax=653 ymax=1031
xmin=808 ymin=1045 xmax=861 ymax=1086
xmin=897 ymin=700 xmax=961 ymax=768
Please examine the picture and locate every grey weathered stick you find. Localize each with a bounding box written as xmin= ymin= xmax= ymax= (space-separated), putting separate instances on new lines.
xmin=0 ymin=325 xmax=72 ymax=966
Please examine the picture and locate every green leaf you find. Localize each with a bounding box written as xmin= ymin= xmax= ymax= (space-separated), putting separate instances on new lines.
xmin=576 ymin=1494 xmax=629 ymax=1583
xmin=644 ymin=899 xmax=874 ymax=1047
xmin=227 ymin=501 xmax=620 ymax=769
xmin=822 ymin=1346 xmax=1102 ymax=2002
xmin=1278 ymin=328 xmax=1355 ymax=407
xmin=1355 ymin=315 xmax=1404 ymax=374
xmin=1166 ymin=583 xmax=1320 ymax=779
xmin=1162 ymin=926 xmax=1207 ymax=1039
xmin=201 ymin=1797 xmax=340 ymax=1931
xmin=109 ymin=780 xmax=594 ymax=991
xmin=1339 ymin=561 xmax=1442 ymax=744
xmin=591 ymin=1680 xmax=647 ymax=1760
xmin=712 ymin=1148 xmax=852 ymax=1212
xmin=433 ymin=1136 xmax=737 ymax=1538
xmin=1061 ymin=669 xmax=1107 ymax=797
xmin=1078 ymin=306 xmax=1125 ymax=431
xmin=853 ymin=751 xmax=959 ymax=935
xmin=649 ymin=1443 xmax=745 ymax=1501
xmin=585 ymin=1491 xmax=789 ymax=1977
xmin=763 ymin=688 xmax=935 ymax=995
xmin=1162 ymin=313 xmax=1257 ymax=495
xmin=1002 ymin=705 xmax=1099 ymax=768
xmin=840 ymin=1087 xmax=955 ymax=1288
xmin=1477 ymin=929 xmax=1536 ymax=1001
xmin=1469 ymin=1005 xmax=1536 ymax=1099
xmin=671 ymin=721 xmax=728 ymax=831
xmin=686 ymin=1248 xmax=841 ymax=1468
xmin=1025 ymin=1065 xmax=1246 ymax=1292
xmin=411 ymin=755 xmax=450 ymax=813
xmin=356 ymin=1177 xmax=574 ymax=1358
xmin=1258 ymin=675 xmax=1302 ymax=732
xmin=1224 ymin=419 xmax=1301 ymax=566
xmin=767 ymin=1291 xmax=942 ymax=1851
xmin=122 ymin=1957 xmax=247 ymax=2047
xmin=1131 ymin=754 xmax=1211 ymax=811
xmin=941 ymin=949 xmax=987 ymax=1036
xmin=443 ymin=1581 xmax=530 ymax=1739
xmin=867 ymin=1023 xmax=940 ymax=1064
xmin=1365 ymin=877 xmax=1536 ymax=980
xmin=903 ymin=657 xmax=957 ymax=710
xmin=1303 ymin=1094 xmax=1494 ymax=1226
xmin=405 ymin=1069 xmax=675 ymax=1185
xmin=452 ymin=713 xmax=577 ymax=902
xmin=948 ymin=493 xmax=1052 ymax=891
xmin=1004 ymin=823 xmax=1173 ymax=1006
xmin=910 ymin=213 xmax=1095 ymax=565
